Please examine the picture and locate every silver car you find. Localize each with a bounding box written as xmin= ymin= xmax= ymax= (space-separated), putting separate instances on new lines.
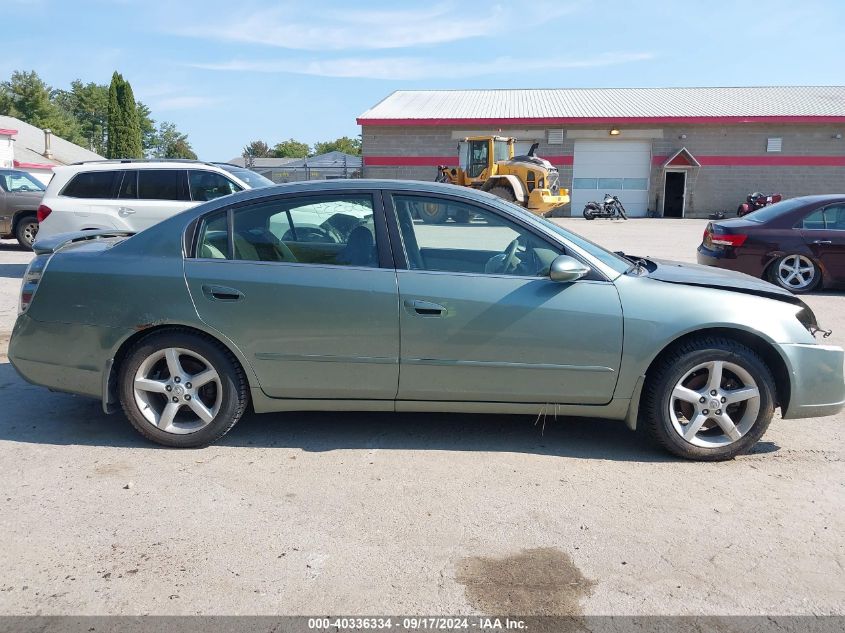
xmin=9 ymin=180 xmax=845 ymax=459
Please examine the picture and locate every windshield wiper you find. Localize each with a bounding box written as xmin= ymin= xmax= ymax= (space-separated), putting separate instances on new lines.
xmin=615 ymin=251 xmax=650 ymax=275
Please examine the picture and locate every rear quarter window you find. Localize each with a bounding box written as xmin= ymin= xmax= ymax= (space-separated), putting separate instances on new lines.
xmin=61 ymin=171 xmax=121 ymax=198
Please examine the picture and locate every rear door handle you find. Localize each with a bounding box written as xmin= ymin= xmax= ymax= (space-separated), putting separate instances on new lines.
xmin=404 ymin=299 xmax=446 ymax=317
xmin=202 ymin=284 xmax=244 ymax=302
xmin=812 ymin=239 xmax=832 ymax=245
xmin=118 ymin=206 xmax=136 ymax=216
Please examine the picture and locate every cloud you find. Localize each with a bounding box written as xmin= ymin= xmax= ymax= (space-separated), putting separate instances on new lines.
xmin=170 ymin=1 xmax=576 ymax=51
xmin=188 ymin=52 xmax=655 ymax=81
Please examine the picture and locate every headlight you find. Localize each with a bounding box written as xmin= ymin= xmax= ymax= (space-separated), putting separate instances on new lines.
xmin=19 ymin=254 xmax=50 ymax=315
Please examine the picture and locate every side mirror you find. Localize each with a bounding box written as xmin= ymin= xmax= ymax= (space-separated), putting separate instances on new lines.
xmin=549 ymin=255 xmax=591 ymax=283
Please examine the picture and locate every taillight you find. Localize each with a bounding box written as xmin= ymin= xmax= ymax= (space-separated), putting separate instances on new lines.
xmin=37 ymin=204 xmax=52 ymax=222
xmin=710 ymin=234 xmax=747 ymax=247
xmin=704 ymin=225 xmax=748 ymax=248
xmin=19 ymin=254 xmax=50 ymax=314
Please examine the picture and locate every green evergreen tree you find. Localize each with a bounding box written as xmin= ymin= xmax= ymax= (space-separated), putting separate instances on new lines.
xmin=106 ymin=72 xmax=142 ymax=159
xmin=0 ymin=70 xmax=83 ymax=144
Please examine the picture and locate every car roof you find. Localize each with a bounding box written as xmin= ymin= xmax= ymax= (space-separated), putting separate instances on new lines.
xmin=207 ymin=178 xmax=507 ymax=206
xmin=56 ymin=161 xmax=231 ymax=172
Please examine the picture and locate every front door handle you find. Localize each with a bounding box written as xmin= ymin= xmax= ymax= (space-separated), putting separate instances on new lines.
xmin=202 ymin=284 xmax=244 ymax=302
xmin=117 ymin=206 xmax=136 ymax=216
xmin=404 ymin=299 xmax=446 ymax=317
xmin=812 ymin=239 xmax=832 ymax=245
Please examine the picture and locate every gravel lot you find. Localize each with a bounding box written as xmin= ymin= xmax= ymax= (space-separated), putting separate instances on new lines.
xmin=0 ymin=219 xmax=843 ymax=617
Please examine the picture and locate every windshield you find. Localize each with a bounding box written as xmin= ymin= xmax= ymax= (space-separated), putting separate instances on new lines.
xmin=744 ymin=197 xmax=808 ymax=223
xmin=217 ymin=165 xmax=274 ymax=188
xmin=0 ymin=170 xmax=46 ymax=193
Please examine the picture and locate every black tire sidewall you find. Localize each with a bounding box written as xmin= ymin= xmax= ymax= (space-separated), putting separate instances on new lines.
xmin=16 ymin=215 xmax=37 ymax=249
xmin=118 ymin=331 xmax=246 ymax=448
xmin=647 ymin=343 xmax=775 ymax=461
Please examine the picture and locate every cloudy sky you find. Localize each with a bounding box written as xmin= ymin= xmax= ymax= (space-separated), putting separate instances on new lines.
xmin=3 ymin=0 xmax=843 ymax=159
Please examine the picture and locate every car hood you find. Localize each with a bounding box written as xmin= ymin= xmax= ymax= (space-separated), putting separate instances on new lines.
xmin=648 ymin=258 xmax=808 ymax=308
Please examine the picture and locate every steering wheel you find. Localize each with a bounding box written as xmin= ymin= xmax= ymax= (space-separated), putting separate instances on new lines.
xmin=282 ymin=226 xmax=336 ymax=243
xmin=500 ymin=238 xmax=520 ymax=274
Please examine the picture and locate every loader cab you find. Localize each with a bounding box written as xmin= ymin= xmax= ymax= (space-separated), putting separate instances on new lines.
xmin=459 ymin=136 xmax=514 ymax=180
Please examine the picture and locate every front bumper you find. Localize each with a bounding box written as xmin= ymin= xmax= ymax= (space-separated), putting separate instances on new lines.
xmin=780 ymin=342 xmax=845 ymax=419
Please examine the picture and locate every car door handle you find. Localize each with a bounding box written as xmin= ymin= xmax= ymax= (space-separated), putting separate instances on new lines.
xmin=811 ymin=239 xmax=832 ymax=245
xmin=118 ymin=206 xmax=135 ymax=216
xmin=404 ymin=299 xmax=446 ymax=317
xmin=202 ymin=284 xmax=244 ymax=302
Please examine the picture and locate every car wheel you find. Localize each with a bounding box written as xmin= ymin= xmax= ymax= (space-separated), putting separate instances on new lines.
xmin=118 ymin=330 xmax=249 ymax=448
xmin=769 ymin=254 xmax=821 ymax=293
xmin=15 ymin=214 xmax=38 ymax=250
xmin=642 ymin=337 xmax=775 ymax=461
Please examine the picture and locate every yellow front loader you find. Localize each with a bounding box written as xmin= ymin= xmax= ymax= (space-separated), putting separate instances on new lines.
xmin=433 ymin=136 xmax=570 ymax=220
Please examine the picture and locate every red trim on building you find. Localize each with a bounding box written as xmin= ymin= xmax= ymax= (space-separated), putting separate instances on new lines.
xmin=358 ymin=115 xmax=845 ymax=127
xmin=365 ymin=156 xmax=458 ymax=167
xmin=13 ymin=160 xmax=56 ymax=170
xmin=365 ymin=155 xmax=574 ymax=167
xmin=0 ymin=128 xmax=19 ymax=136
xmin=652 ymin=155 xmax=845 ymax=167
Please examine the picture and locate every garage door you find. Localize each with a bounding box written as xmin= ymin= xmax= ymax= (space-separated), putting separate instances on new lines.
xmin=572 ymin=141 xmax=652 ymax=217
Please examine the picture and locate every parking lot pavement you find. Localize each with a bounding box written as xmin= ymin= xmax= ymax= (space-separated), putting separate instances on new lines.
xmin=0 ymin=224 xmax=843 ymax=617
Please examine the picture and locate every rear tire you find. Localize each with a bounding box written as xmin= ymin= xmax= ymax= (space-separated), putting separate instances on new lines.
xmin=583 ymin=203 xmax=599 ymax=220
xmin=642 ymin=337 xmax=775 ymax=461
xmin=15 ymin=214 xmax=38 ymax=250
xmin=487 ymin=185 xmax=516 ymax=204
xmin=769 ymin=254 xmax=821 ymax=293
xmin=118 ymin=330 xmax=249 ymax=448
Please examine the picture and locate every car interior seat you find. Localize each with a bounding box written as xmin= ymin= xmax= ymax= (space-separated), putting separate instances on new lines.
xmin=337 ymin=225 xmax=376 ymax=266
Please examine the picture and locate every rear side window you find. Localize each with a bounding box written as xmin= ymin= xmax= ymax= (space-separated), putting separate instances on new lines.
xmin=62 ymin=171 xmax=120 ymax=198
xmin=189 ymin=170 xmax=242 ymax=202
xmin=197 ymin=211 xmax=229 ymax=259
xmin=138 ymin=169 xmax=190 ymax=201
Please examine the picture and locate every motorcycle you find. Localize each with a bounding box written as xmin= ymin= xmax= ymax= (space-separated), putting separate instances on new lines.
xmin=583 ymin=194 xmax=628 ymax=220
xmin=737 ymin=192 xmax=782 ymax=217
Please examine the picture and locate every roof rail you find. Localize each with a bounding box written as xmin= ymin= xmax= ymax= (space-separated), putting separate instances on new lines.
xmin=70 ymin=158 xmax=215 ymax=166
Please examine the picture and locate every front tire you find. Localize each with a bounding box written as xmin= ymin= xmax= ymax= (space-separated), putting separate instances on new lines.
xmin=487 ymin=185 xmax=516 ymax=204
xmin=118 ymin=330 xmax=249 ymax=448
xmin=15 ymin=214 xmax=38 ymax=249
xmin=769 ymin=254 xmax=821 ymax=293
xmin=642 ymin=337 xmax=775 ymax=461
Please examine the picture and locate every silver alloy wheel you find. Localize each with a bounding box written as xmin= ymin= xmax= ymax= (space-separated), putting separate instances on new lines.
xmin=776 ymin=254 xmax=816 ymax=290
xmin=21 ymin=221 xmax=38 ymax=246
xmin=133 ymin=347 xmax=222 ymax=434
xmin=669 ymin=360 xmax=761 ymax=448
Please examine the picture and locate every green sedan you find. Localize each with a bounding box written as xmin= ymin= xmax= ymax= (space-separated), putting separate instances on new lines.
xmin=9 ymin=180 xmax=845 ymax=460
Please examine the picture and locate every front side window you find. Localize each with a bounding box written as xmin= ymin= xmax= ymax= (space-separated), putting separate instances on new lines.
xmin=195 ymin=195 xmax=379 ymax=267
xmin=392 ymin=194 xmax=561 ymax=276
xmin=189 ymin=170 xmax=242 ymax=202
xmin=62 ymin=170 xmax=120 ymax=198
xmin=0 ymin=170 xmax=45 ymax=193
xmin=138 ymin=169 xmax=189 ymax=201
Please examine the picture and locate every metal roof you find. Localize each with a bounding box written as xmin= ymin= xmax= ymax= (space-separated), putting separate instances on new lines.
xmin=0 ymin=114 xmax=103 ymax=166
xmin=358 ymin=87 xmax=845 ymax=124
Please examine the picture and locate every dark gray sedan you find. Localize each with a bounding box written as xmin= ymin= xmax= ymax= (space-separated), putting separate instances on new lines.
xmin=9 ymin=180 xmax=845 ymax=460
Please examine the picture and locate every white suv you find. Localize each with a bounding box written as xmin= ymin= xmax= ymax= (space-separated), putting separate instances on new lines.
xmin=36 ymin=160 xmax=272 ymax=239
